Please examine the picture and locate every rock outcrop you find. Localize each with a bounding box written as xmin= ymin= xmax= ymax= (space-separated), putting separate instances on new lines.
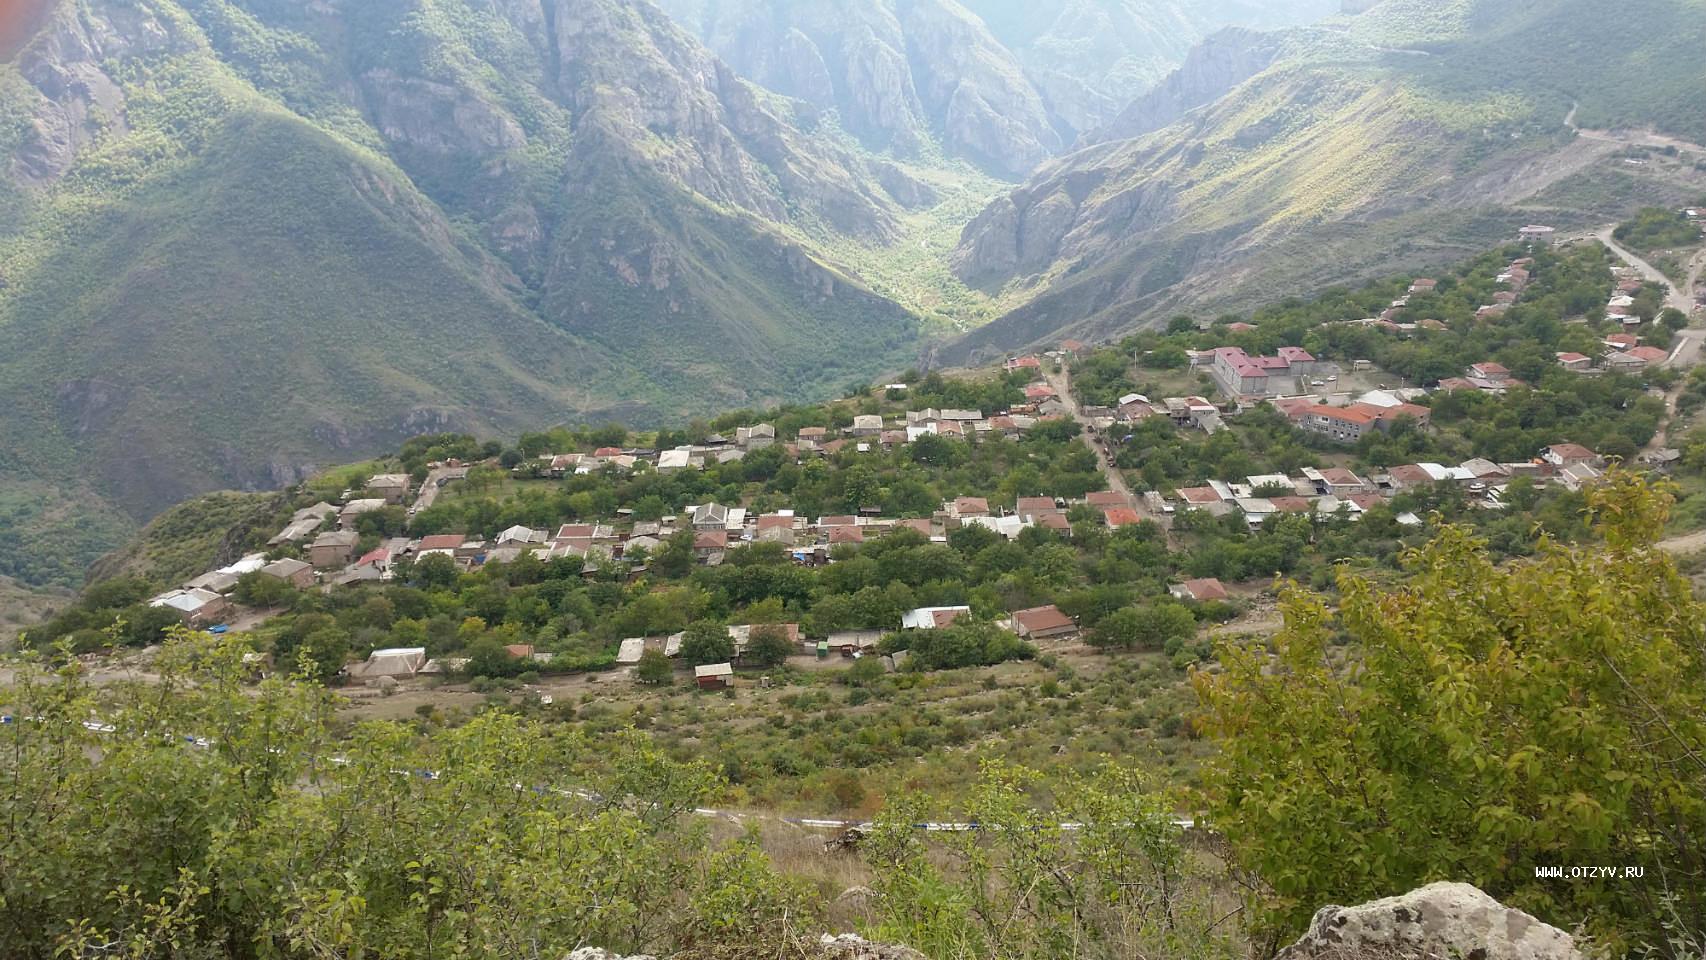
xmin=652 ymin=0 xmax=1060 ymax=179
xmin=560 ymin=935 xmax=924 ymax=960
xmin=562 ymin=887 xmax=1575 ymax=960
xmin=1275 ymin=882 xmax=1583 ymax=960
xmin=818 ymin=933 xmax=927 ymax=960
xmin=1080 ymin=27 xmax=1288 ymax=147
xmin=9 ymin=0 xmax=185 ymax=185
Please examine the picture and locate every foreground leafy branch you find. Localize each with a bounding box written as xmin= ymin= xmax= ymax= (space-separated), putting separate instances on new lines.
xmin=1195 ymin=471 xmax=1706 ymax=953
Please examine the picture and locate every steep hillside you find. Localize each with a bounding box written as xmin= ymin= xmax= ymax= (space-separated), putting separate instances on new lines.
xmin=654 ymin=0 xmax=1338 ymax=176
xmin=957 ymin=0 xmax=1338 ymax=137
xmin=939 ymin=0 xmax=1706 ymax=363
xmin=0 ymin=0 xmax=938 ymax=587
xmin=0 ymin=576 xmax=67 ymax=642
xmin=82 ymin=490 xmax=283 ymax=590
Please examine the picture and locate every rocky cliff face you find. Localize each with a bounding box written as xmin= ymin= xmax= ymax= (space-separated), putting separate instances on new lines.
xmin=651 ymin=0 xmax=1059 ymax=179
xmin=654 ymin=0 xmax=1338 ymax=179
xmin=8 ymin=0 xmax=185 ymax=185
xmin=1079 ymin=27 xmax=1288 ymax=146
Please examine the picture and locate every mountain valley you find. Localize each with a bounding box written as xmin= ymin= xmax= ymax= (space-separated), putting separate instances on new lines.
xmin=937 ymin=0 xmax=1706 ymax=365
xmin=1 ymin=0 xmax=1703 ymax=597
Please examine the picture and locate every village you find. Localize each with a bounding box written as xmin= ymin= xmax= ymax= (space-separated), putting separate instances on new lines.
xmin=141 ymin=412 xmax=1635 ymax=689
xmin=128 ymin=227 xmax=1706 ymax=697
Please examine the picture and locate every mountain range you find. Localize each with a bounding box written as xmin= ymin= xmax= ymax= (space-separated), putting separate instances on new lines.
xmin=0 ymin=0 xmax=949 ymax=586
xmin=2 ymin=0 xmax=1703 ymax=593
xmin=650 ymin=0 xmax=1337 ymax=177
xmin=937 ymin=0 xmax=1706 ymax=364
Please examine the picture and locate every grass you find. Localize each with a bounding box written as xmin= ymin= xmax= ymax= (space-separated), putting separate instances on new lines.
xmin=83 ymin=490 xmax=286 ymax=589
xmin=814 ymin=161 xmax=1013 ymax=334
xmin=0 ymin=577 xmax=71 ymax=643
xmin=345 ymin=643 xmax=1212 ymax=815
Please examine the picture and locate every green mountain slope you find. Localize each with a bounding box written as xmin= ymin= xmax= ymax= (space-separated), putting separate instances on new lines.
xmin=0 ymin=0 xmax=942 ymax=587
xmin=938 ymin=0 xmax=1706 ymax=363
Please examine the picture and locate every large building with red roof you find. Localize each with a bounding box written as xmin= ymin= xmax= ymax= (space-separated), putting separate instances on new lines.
xmin=1209 ymin=346 xmax=1329 ymax=398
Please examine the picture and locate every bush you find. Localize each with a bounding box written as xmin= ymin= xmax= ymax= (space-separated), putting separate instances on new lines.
xmin=636 ymin=648 xmax=673 ymax=685
xmin=900 ymin=621 xmax=1035 ymax=671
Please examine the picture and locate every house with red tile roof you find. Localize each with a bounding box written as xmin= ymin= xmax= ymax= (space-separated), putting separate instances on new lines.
xmin=1008 ymin=605 xmax=1078 ymax=640
xmin=1103 ymin=507 xmax=1141 ymax=527
xmin=1170 ymin=578 xmax=1229 ymax=602
xmin=1467 ymin=362 xmax=1510 ymax=382
xmin=1035 ymin=513 xmax=1071 ymax=532
xmin=1292 ymin=403 xmax=1377 ymax=443
xmin=1541 ymin=443 xmax=1600 ymax=467
xmin=1210 ymin=345 xmax=1326 ymax=398
xmin=826 ymin=525 xmax=864 ymax=545
xmin=949 ymin=497 xmax=990 ymax=518
xmin=894 ymin=518 xmax=936 ymax=537
xmin=1176 ymin=486 xmax=1222 ymax=506
xmin=1385 ymin=464 xmax=1435 ymax=490
xmin=902 ymin=606 xmax=971 ymax=629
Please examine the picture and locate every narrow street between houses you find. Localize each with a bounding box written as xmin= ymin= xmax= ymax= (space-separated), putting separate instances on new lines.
xmin=1043 ymin=362 xmax=1148 ymax=516
xmin=1591 ymin=228 xmax=1705 ymax=453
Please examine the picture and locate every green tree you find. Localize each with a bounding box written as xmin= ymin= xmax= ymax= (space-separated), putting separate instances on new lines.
xmin=897 ymin=620 xmax=1034 ymax=671
xmin=0 ymin=631 xmax=818 ymax=959
xmin=283 ymin=624 xmax=349 ymax=684
xmin=679 ymin=619 xmax=734 ymax=665
xmin=745 ymin=624 xmax=794 ymax=668
xmin=411 ymin=553 xmax=460 ymax=589
xmin=635 ymin=648 xmax=673 ymax=685
xmin=864 ymin=761 xmax=1209 ymax=959
xmin=234 ymin=571 xmax=293 ymax=609
xmin=1089 ymin=603 xmax=1195 ymax=651
xmin=1195 ymin=473 xmax=1706 ymax=950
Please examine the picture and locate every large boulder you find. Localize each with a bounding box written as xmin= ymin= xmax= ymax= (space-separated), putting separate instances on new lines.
xmin=1275 ymin=882 xmax=1582 ymax=960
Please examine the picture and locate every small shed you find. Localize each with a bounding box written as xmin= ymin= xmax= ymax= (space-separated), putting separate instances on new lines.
xmin=694 ymin=662 xmax=734 ymax=690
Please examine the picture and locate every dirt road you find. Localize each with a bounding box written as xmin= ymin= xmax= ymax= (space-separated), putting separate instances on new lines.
xmin=1565 ymin=103 xmax=1706 ymax=158
xmin=1596 ymin=228 xmax=1699 ymax=315
xmin=1589 ymin=229 xmax=1704 ymax=452
xmin=1660 ymin=529 xmax=1706 ymax=555
xmin=1042 ymin=363 xmax=1142 ymax=512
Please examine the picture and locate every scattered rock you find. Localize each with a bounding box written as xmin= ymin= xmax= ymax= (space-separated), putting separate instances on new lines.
xmin=832 ymin=884 xmax=876 ymax=907
xmin=823 ymin=826 xmax=868 ymax=854
xmin=563 ymin=949 xmax=656 ymax=960
xmin=1274 ymin=882 xmax=1582 ymax=960
xmin=560 ymin=935 xmax=920 ymax=960
xmin=819 ymin=933 xmax=928 ymax=960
